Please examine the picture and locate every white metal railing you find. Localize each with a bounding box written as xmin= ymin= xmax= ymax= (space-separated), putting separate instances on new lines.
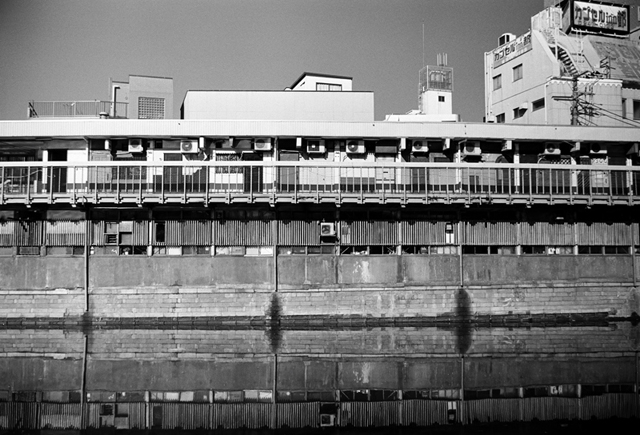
xmin=0 ymin=161 xmax=638 ymax=205
xmin=28 ymin=100 xmax=129 ymax=118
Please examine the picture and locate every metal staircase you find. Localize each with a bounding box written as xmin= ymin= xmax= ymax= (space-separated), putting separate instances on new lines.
xmin=556 ymin=45 xmax=579 ymax=76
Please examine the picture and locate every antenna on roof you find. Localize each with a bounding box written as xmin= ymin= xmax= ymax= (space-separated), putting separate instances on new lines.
xmin=437 ymin=53 xmax=448 ymax=67
xmin=422 ymin=21 xmax=425 ymax=68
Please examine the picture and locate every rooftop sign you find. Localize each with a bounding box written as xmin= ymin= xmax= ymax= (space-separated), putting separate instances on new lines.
xmin=493 ymin=32 xmax=532 ymax=68
xmin=564 ymin=1 xmax=629 ymax=35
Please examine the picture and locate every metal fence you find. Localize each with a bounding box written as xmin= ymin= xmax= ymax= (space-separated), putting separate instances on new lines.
xmin=28 ymin=101 xmax=128 ymax=118
xmin=1 ymin=161 xmax=639 ymax=206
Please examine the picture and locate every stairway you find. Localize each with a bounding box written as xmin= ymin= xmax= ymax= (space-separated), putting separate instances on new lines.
xmin=556 ymin=45 xmax=579 ymax=76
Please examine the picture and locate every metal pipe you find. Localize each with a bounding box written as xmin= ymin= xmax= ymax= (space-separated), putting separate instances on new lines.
xmin=84 ymin=209 xmax=90 ymax=312
xmin=80 ymin=334 xmax=88 ymax=429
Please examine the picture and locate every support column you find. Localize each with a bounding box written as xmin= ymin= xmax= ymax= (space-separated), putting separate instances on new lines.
xmin=84 ymin=208 xmax=90 ymax=312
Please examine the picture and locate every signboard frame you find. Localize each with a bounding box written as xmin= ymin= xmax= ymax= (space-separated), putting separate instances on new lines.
xmin=564 ymin=0 xmax=630 ymax=36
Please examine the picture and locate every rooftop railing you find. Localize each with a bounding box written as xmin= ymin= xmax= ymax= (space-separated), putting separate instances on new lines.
xmin=28 ymin=100 xmax=128 ymax=118
xmin=0 ymin=161 xmax=638 ymax=206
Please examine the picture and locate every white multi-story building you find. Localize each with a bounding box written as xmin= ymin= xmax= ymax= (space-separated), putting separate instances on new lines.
xmin=485 ymin=0 xmax=640 ymax=126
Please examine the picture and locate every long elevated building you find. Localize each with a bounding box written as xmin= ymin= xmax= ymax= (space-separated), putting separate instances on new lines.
xmin=0 ymin=71 xmax=639 ymax=324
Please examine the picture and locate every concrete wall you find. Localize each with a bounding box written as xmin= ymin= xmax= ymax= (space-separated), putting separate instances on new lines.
xmin=4 ymin=323 xmax=636 ymax=360
xmin=1 ymin=355 xmax=634 ymax=392
xmin=89 ymin=257 xmax=274 ymax=290
xmin=182 ymin=91 xmax=374 ymax=121
xmin=462 ymin=255 xmax=634 ymax=285
xmin=0 ymin=257 xmax=84 ymax=290
xmin=0 ymin=255 xmax=637 ymax=319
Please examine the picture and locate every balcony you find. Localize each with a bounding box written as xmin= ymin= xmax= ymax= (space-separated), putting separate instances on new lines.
xmin=28 ymin=100 xmax=128 ymax=119
xmin=0 ymin=161 xmax=638 ymax=207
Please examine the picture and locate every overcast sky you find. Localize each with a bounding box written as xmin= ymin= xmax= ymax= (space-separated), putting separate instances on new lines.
xmin=0 ymin=0 xmax=543 ymax=122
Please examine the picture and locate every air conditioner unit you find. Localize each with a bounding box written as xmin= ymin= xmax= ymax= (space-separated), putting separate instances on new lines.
xmin=346 ymin=140 xmax=365 ymax=154
xmin=128 ymin=139 xmax=143 ymax=153
xmin=254 ymin=138 xmax=272 ymax=151
xmin=543 ymin=142 xmax=561 ymax=156
xmin=320 ymin=414 xmax=336 ymax=427
xmin=320 ymin=222 xmax=336 ymax=237
xmin=307 ymin=139 xmax=326 ymax=154
xmin=461 ymin=141 xmax=481 ymax=156
xmin=412 ymin=140 xmax=429 ymax=153
xmin=589 ymin=144 xmax=607 ymax=155
xmin=180 ymin=139 xmax=198 ymax=153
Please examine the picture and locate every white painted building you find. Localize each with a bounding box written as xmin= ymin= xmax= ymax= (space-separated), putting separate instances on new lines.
xmin=485 ymin=0 xmax=640 ymax=127
xmin=181 ymin=72 xmax=373 ymax=122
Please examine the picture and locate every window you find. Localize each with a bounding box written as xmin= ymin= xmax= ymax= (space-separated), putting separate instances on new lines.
xmin=138 ymin=97 xmax=165 ymax=119
xmin=622 ymin=98 xmax=626 ymax=119
xmin=633 ymin=100 xmax=640 ymax=120
xmin=532 ymin=98 xmax=545 ymax=111
xmin=438 ymin=95 xmax=445 ymax=102
xmin=493 ymin=74 xmax=502 ymax=90
xmin=513 ymin=107 xmax=526 ymax=119
xmin=496 ymin=113 xmax=505 ymax=123
xmin=316 ymin=83 xmax=342 ymax=91
xmin=513 ymin=64 xmax=523 ymax=81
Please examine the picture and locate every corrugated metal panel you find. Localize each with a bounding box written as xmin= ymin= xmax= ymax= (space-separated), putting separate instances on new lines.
xmin=463 ymin=399 xmax=520 ymax=423
xmin=581 ymin=394 xmax=638 ymax=419
xmin=212 ymin=403 xmax=272 ymax=429
xmin=182 ymin=220 xmax=212 ymax=245
xmin=127 ymin=402 xmax=147 ymax=429
xmin=464 ymin=222 xmax=517 ymax=245
xmin=91 ymin=221 xmax=105 ymax=246
xmin=401 ymin=221 xmax=454 ymax=245
xmin=276 ymin=402 xmax=320 ymax=428
xmin=158 ymin=403 xmax=209 ymax=429
xmin=85 ymin=403 xmax=147 ymax=429
xmin=401 ymin=400 xmax=449 ymax=426
xmin=85 ymin=403 xmax=101 ymax=429
xmin=0 ymin=402 xmax=39 ymax=429
xmin=132 ymin=221 xmax=148 ymax=245
xmin=521 ymin=397 xmax=579 ymax=421
xmin=520 ymin=222 xmax=574 ymax=245
xmin=2 ymin=119 xmax=637 ymax=147
xmin=160 ymin=221 xmax=182 ymax=246
xmin=0 ymin=221 xmax=15 ymax=246
xmin=340 ymin=221 xmax=399 ymax=245
xmin=39 ymin=403 xmax=81 ymax=429
xmin=340 ymin=402 xmax=402 ymax=427
xmin=277 ymin=221 xmax=320 ymax=245
xmin=14 ymin=220 xmax=43 ymax=246
xmin=45 ymin=220 xmax=86 ymax=246
xmin=575 ymin=222 xmax=631 ymax=245
xmin=634 ymin=223 xmax=639 ymax=245
xmin=213 ymin=220 xmax=272 ymax=246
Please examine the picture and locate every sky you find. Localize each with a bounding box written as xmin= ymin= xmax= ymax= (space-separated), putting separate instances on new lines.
xmin=0 ymin=0 xmax=544 ymax=122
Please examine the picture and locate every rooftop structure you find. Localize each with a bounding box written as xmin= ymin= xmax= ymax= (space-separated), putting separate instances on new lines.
xmin=181 ymin=72 xmax=373 ymax=121
xmin=27 ymin=74 xmax=174 ymax=120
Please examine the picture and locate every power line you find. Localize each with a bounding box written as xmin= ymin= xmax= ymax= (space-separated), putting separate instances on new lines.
xmin=581 ymin=100 xmax=640 ymax=128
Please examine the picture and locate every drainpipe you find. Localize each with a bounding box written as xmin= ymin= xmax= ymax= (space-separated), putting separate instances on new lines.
xmin=80 ymin=334 xmax=88 ymax=429
xmin=273 ymin=215 xmax=278 ymax=292
xmin=84 ymin=208 xmax=90 ymax=312
xmin=110 ymin=85 xmax=120 ymax=118
xmin=271 ymin=354 xmax=278 ymax=429
xmin=632 ymin=218 xmax=637 ymax=288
